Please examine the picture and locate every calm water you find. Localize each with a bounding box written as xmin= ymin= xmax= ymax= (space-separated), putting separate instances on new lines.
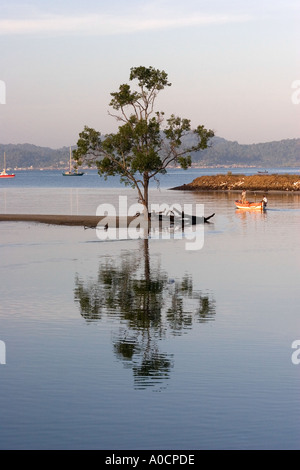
xmin=0 ymin=169 xmax=299 ymax=449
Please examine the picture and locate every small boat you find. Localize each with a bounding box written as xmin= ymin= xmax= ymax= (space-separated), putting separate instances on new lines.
xmin=0 ymin=153 xmax=15 ymax=178
xmin=257 ymin=170 xmax=268 ymax=174
xmin=62 ymin=147 xmax=84 ymax=176
xmin=235 ymin=200 xmax=266 ymax=210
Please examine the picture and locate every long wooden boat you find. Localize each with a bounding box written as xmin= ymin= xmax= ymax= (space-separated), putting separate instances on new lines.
xmin=235 ymin=200 xmax=266 ymax=210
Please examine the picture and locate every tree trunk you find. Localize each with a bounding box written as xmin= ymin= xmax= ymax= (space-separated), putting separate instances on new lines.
xmin=143 ymin=174 xmax=150 ymax=221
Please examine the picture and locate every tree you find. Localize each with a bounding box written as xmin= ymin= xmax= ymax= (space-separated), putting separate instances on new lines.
xmin=74 ymin=239 xmax=216 ymax=389
xmin=73 ymin=66 xmax=214 ymax=217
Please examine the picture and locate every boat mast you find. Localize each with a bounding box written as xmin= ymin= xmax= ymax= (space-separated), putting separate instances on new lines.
xmin=3 ymin=152 xmax=6 ymax=171
xmin=69 ymin=147 xmax=72 ymax=172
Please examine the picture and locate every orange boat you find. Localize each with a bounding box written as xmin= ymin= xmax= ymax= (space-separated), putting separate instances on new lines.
xmin=235 ymin=200 xmax=266 ymax=210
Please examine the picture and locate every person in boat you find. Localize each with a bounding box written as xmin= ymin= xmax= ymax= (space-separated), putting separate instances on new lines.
xmin=262 ymin=195 xmax=268 ymax=207
xmin=241 ymin=190 xmax=247 ymax=204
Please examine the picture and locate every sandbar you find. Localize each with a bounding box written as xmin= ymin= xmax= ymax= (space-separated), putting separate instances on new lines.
xmin=0 ymin=214 xmax=138 ymax=228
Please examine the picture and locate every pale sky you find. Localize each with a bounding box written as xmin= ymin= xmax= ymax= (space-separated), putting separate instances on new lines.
xmin=0 ymin=0 xmax=299 ymax=148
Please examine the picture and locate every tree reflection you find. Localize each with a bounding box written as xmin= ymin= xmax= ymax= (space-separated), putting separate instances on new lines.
xmin=74 ymin=239 xmax=216 ymax=389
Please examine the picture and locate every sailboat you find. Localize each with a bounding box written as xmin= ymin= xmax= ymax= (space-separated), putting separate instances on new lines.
xmin=0 ymin=152 xmax=15 ymax=178
xmin=62 ymin=147 xmax=84 ymax=176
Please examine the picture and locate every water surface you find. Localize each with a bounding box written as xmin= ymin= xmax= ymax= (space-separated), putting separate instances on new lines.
xmin=0 ymin=170 xmax=299 ymax=449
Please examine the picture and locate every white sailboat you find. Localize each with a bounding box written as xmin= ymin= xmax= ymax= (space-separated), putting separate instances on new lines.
xmin=62 ymin=147 xmax=84 ymax=176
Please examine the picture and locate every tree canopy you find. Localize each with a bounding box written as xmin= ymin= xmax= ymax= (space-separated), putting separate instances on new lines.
xmin=73 ymin=66 xmax=214 ymax=214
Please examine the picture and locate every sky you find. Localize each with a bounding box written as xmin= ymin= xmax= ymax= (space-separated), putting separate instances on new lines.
xmin=0 ymin=0 xmax=299 ymax=148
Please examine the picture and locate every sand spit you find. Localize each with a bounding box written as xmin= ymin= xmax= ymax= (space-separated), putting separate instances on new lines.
xmin=171 ymin=173 xmax=300 ymax=192
xmin=0 ymin=214 xmax=137 ymax=228
xmin=0 ymin=212 xmax=215 ymax=227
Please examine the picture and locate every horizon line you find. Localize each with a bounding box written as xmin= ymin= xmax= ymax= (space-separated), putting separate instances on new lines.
xmin=1 ymin=135 xmax=299 ymax=151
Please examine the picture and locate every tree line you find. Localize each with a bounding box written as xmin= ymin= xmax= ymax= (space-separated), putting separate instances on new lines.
xmin=1 ymin=136 xmax=298 ymax=170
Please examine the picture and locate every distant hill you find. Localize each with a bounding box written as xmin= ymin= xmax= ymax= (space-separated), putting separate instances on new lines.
xmin=0 ymin=137 xmax=299 ymax=169
xmin=190 ymin=136 xmax=300 ymax=167
xmin=0 ymin=144 xmax=72 ymax=169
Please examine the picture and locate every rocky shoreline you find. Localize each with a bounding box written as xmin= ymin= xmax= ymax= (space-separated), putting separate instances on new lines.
xmin=171 ymin=173 xmax=300 ymax=192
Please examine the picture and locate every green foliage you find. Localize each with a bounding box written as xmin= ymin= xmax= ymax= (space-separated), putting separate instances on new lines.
xmin=109 ymin=84 xmax=139 ymax=110
xmin=177 ymin=156 xmax=192 ymax=170
xmin=129 ymin=66 xmax=171 ymax=90
xmin=73 ymin=66 xmax=214 ymax=211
